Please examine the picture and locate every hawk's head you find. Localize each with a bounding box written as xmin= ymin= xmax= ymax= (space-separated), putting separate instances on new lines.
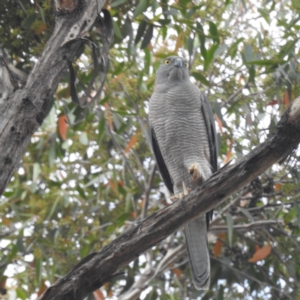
xmin=156 ymin=56 xmax=190 ymax=83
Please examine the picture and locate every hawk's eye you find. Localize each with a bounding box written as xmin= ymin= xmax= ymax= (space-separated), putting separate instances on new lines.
xmin=184 ymin=62 xmax=188 ymax=68
xmin=164 ymin=59 xmax=170 ymax=65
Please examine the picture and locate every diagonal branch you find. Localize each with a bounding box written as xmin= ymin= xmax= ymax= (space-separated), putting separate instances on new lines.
xmin=39 ymin=97 xmax=300 ymax=300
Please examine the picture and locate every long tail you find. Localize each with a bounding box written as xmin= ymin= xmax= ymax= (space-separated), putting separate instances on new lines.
xmin=184 ymin=215 xmax=210 ymax=290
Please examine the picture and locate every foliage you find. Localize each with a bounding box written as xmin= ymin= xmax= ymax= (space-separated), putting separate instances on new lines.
xmin=1 ymin=0 xmax=300 ymax=299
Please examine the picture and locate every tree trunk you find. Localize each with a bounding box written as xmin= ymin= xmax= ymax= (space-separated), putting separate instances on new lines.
xmin=0 ymin=0 xmax=105 ymax=195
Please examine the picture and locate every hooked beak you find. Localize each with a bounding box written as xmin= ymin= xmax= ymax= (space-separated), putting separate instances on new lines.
xmin=174 ymin=58 xmax=183 ymax=68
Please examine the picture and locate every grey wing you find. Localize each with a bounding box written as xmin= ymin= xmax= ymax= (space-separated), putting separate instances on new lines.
xmin=150 ymin=127 xmax=174 ymax=194
xmin=201 ymin=93 xmax=218 ymax=225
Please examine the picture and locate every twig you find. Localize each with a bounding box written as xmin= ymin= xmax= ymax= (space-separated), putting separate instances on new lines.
xmin=209 ymin=220 xmax=279 ymax=233
xmin=211 ymin=187 xmax=250 ymax=225
xmin=225 ymin=79 xmax=250 ymax=104
xmin=119 ymin=244 xmax=185 ymax=300
xmin=247 ymin=200 xmax=300 ymax=212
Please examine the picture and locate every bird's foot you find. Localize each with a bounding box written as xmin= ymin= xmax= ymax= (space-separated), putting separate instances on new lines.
xmin=189 ymin=163 xmax=202 ymax=182
xmin=170 ymin=182 xmax=191 ymax=200
xmin=171 ymin=193 xmax=185 ymax=200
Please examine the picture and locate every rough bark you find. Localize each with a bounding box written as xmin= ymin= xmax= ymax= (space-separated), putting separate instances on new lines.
xmin=0 ymin=0 xmax=105 ymax=195
xmin=39 ymin=97 xmax=300 ymax=300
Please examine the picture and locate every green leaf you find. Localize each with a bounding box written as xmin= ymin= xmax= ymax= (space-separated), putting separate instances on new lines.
xmin=243 ymin=44 xmax=253 ymax=62
xmin=161 ymin=24 xmax=167 ymax=40
xmin=39 ymin=7 xmax=45 ymax=24
xmin=35 ymin=258 xmax=42 ymax=287
xmin=110 ymin=0 xmax=127 ymax=7
xmin=125 ymin=193 xmax=132 ymax=213
xmin=248 ymin=65 xmax=256 ymax=83
xmin=144 ymin=47 xmax=151 ymax=74
xmin=205 ymin=44 xmax=219 ymax=70
xmin=97 ymin=112 xmax=106 ymax=144
xmin=179 ymin=0 xmax=191 ymax=5
xmin=278 ymin=39 xmax=298 ymax=59
xmin=106 ymin=213 xmax=131 ymax=234
xmin=7 ymin=244 xmax=18 ymax=263
xmin=121 ymin=17 xmax=132 ymax=39
xmin=33 ymin=163 xmax=41 ymax=182
xmin=16 ymin=288 xmax=27 ymax=300
xmin=151 ymin=0 xmax=158 ymax=12
xmin=47 ymin=197 xmax=60 ymax=220
xmin=135 ymin=20 xmax=147 ymax=44
xmin=141 ymin=24 xmax=153 ymax=49
xmin=133 ymin=0 xmax=148 ymax=19
xmin=294 ymin=200 xmax=300 ymax=227
xmin=214 ymin=44 xmax=227 ymax=59
xmin=48 ymin=137 xmax=56 ymax=167
xmin=226 ymin=213 xmax=233 ymax=247
xmin=113 ymin=21 xmax=122 ymax=39
xmin=209 ymin=21 xmax=219 ymax=44
xmin=191 ymin=72 xmax=210 ymax=87
xmin=258 ymin=8 xmax=270 ymax=23
xmin=196 ymin=22 xmax=207 ymax=60
xmin=186 ymin=8 xmax=196 ymax=19
xmin=80 ymin=244 xmax=91 ymax=258
xmin=239 ymin=208 xmax=254 ymax=222
xmin=228 ymin=38 xmax=244 ymax=58
xmin=157 ymin=18 xmax=171 ymax=26
xmin=187 ymin=36 xmax=194 ymax=56
xmin=21 ymin=14 xmax=36 ymax=29
xmin=292 ymin=0 xmax=300 ymax=9
xmin=245 ymin=59 xmax=283 ymax=66
xmin=217 ymin=284 xmax=224 ymax=300
xmin=16 ymin=236 xmax=26 ymax=253
xmin=77 ymin=185 xmax=87 ymax=200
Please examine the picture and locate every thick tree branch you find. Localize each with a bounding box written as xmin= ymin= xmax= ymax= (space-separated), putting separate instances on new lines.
xmin=0 ymin=0 xmax=105 ymax=195
xmin=39 ymin=97 xmax=300 ymax=299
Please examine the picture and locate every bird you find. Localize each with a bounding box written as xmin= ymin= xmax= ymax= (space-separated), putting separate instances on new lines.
xmin=148 ymin=56 xmax=218 ymax=290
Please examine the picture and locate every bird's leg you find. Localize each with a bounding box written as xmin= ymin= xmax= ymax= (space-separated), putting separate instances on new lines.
xmin=189 ymin=163 xmax=202 ymax=182
xmin=182 ymin=181 xmax=189 ymax=195
xmin=170 ymin=181 xmax=191 ymax=200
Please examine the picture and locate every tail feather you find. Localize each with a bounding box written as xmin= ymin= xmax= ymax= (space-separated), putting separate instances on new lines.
xmin=184 ymin=215 xmax=210 ymax=290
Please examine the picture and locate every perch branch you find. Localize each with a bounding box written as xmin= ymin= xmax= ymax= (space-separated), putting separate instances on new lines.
xmin=39 ymin=97 xmax=300 ymax=300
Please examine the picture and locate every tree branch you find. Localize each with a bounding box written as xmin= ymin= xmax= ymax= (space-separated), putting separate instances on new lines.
xmin=210 ymin=220 xmax=279 ymax=233
xmin=38 ymin=97 xmax=300 ymax=299
xmin=0 ymin=0 xmax=106 ymax=195
xmin=117 ymin=219 xmax=278 ymax=300
xmin=119 ymin=244 xmax=186 ymax=300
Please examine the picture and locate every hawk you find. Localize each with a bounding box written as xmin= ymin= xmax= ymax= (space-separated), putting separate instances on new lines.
xmin=149 ymin=56 xmax=218 ymax=290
